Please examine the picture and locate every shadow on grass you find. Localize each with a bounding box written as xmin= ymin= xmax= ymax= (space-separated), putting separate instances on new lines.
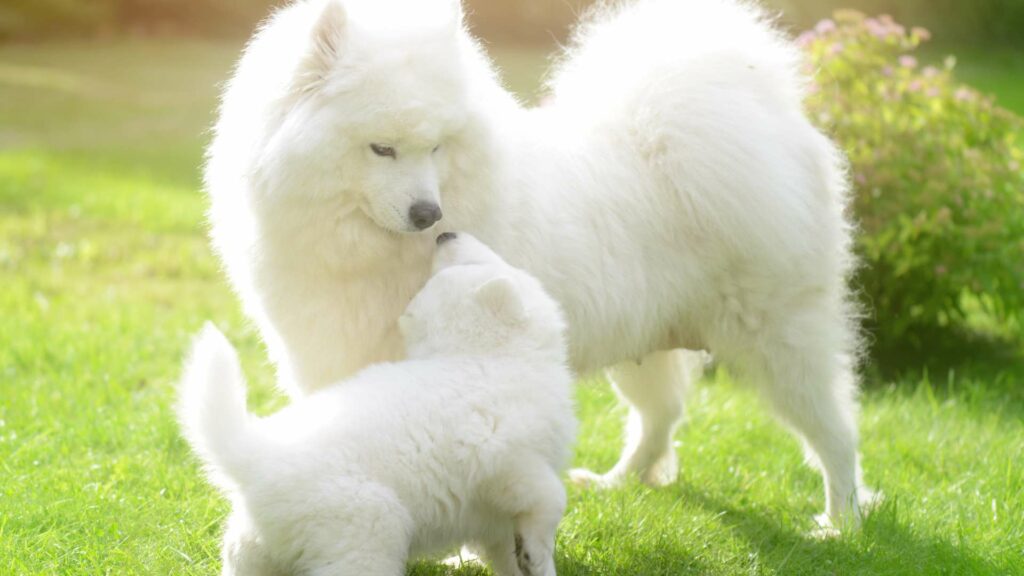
xmin=870 ymin=323 xmax=1022 ymax=376
xmin=409 ymin=559 xmax=491 ymax=576
xmin=681 ymin=486 xmax=1013 ymax=576
xmin=410 ymin=482 xmax=1013 ymax=575
xmin=408 ymin=527 xmax=709 ymax=576
xmin=866 ymin=324 xmax=1023 ymax=403
xmin=408 ymin=553 xmax=627 ymax=576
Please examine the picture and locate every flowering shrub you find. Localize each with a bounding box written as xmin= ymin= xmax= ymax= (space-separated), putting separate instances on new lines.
xmin=800 ymin=11 xmax=1024 ymax=346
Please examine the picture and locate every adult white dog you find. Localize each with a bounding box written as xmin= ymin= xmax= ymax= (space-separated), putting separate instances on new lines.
xmin=205 ymin=0 xmax=873 ymax=529
xmin=179 ymin=233 xmax=576 ymax=575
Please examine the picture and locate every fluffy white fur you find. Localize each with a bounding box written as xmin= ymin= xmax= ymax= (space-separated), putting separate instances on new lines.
xmin=179 ymin=233 xmax=576 ymax=575
xmin=205 ymin=0 xmax=873 ymax=528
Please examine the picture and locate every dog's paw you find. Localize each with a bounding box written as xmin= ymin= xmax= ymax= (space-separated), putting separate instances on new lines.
xmin=858 ymin=486 xmax=884 ymax=515
xmin=808 ymin=514 xmax=843 ymax=539
xmin=810 ymin=491 xmax=882 ymax=539
xmin=568 ymin=468 xmax=626 ymax=489
xmin=640 ymin=450 xmax=679 ymax=487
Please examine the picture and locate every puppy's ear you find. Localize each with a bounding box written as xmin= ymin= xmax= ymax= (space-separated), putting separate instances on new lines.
xmin=475 ymin=277 xmax=524 ymax=322
xmin=295 ymin=0 xmax=348 ymax=93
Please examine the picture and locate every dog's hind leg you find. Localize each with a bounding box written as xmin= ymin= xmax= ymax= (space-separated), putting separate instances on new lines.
xmin=571 ymin=349 xmax=705 ymax=488
xmin=725 ymin=304 xmax=871 ymax=534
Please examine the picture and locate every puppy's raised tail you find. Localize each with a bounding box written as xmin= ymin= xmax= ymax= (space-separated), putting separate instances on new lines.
xmin=178 ymin=323 xmax=260 ymax=489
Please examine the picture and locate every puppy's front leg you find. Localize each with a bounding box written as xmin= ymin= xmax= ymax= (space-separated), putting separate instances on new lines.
xmin=484 ymin=461 xmax=566 ymax=576
xmin=479 ymin=526 xmax=523 ymax=576
xmin=511 ymin=469 xmax=566 ymax=576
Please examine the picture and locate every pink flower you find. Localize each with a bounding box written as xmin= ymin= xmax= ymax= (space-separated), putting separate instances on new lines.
xmin=796 ymin=31 xmax=816 ymax=47
xmin=926 ymin=87 xmax=940 ymax=98
xmin=912 ymin=27 xmax=932 ymax=42
xmin=865 ymin=18 xmax=886 ymax=38
xmin=815 ymin=19 xmax=837 ymax=34
xmin=828 ymin=42 xmax=844 ymax=56
xmin=923 ymin=66 xmax=939 ymax=78
xmin=899 ymin=55 xmax=918 ymax=69
xmin=882 ymin=66 xmax=894 ymax=77
xmin=954 ymin=87 xmax=974 ymax=102
xmin=908 ymin=80 xmax=923 ymax=92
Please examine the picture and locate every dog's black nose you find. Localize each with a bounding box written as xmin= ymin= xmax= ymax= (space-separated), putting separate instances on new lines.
xmin=409 ymin=201 xmax=442 ymax=230
xmin=436 ymin=232 xmax=457 ymax=245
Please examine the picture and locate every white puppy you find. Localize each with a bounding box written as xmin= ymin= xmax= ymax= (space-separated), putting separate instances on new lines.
xmin=179 ymin=233 xmax=576 ymax=576
xmin=205 ymin=0 xmax=873 ymax=529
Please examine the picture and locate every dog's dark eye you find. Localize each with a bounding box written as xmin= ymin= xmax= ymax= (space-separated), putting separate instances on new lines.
xmin=370 ymin=144 xmax=397 ymax=159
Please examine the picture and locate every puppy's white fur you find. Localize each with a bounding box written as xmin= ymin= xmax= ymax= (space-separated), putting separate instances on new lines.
xmin=205 ymin=0 xmax=873 ymax=527
xmin=179 ymin=234 xmax=575 ymax=575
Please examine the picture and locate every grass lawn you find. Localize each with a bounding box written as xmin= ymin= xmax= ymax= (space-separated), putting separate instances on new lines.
xmin=1 ymin=38 xmax=1022 ymax=575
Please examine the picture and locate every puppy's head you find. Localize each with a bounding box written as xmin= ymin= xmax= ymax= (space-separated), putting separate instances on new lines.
xmin=221 ymin=0 xmax=474 ymax=234
xmin=399 ymin=233 xmax=567 ymax=359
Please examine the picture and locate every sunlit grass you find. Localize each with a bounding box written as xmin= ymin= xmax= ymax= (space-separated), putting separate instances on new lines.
xmin=1 ymin=39 xmax=1022 ymax=575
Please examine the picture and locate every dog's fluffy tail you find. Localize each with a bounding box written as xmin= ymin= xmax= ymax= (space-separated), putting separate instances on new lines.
xmin=178 ymin=323 xmax=261 ymax=489
xmin=548 ymin=0 xmax=805 ymax=117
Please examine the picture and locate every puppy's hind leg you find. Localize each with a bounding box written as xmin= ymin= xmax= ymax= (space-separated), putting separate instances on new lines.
xmin=298 ymin=486 xmax=413 ymax=576
xmin=571 ymin=349 xmax=704 ymax=488
xmin=221 ymin=510 xmax=278 ymax=576
xmin=301 ymin=534 xmax=410 ymax=576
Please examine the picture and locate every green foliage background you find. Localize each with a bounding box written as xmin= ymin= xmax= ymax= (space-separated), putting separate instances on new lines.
xmin=803 ymin=12 xmax=1024 ymax=346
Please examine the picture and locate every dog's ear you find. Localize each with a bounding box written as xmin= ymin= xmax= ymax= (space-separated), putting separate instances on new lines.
xmin=475 ymin=276 xmax=524 ymax=322
xmin=295 ymin=0 xmax=348 ymax=93
xmin=397 ymin=313 xmax=424 ymax=342
xmin=448 ymin=0 xmax=465 ymax=28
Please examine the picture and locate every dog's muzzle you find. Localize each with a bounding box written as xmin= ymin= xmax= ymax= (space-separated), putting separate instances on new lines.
xmin=409 ymin=201 xmax=442 ymax=230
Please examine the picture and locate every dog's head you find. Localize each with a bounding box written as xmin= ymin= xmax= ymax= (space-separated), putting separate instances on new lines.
xmin=399 ymin=233 xmax=567 ymax=359
xmin=226 ymin=0 xmax=473 ymax=234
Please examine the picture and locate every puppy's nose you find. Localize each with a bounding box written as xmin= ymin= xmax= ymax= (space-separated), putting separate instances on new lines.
xmin=409 ymin=201 xmax=442 ymax=230
xmin=436 ymin=232 xmax=457 ymax=245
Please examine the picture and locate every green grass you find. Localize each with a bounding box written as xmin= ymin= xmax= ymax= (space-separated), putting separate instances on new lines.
xmin=1 ymin=38 xmax=1022 ymax=575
